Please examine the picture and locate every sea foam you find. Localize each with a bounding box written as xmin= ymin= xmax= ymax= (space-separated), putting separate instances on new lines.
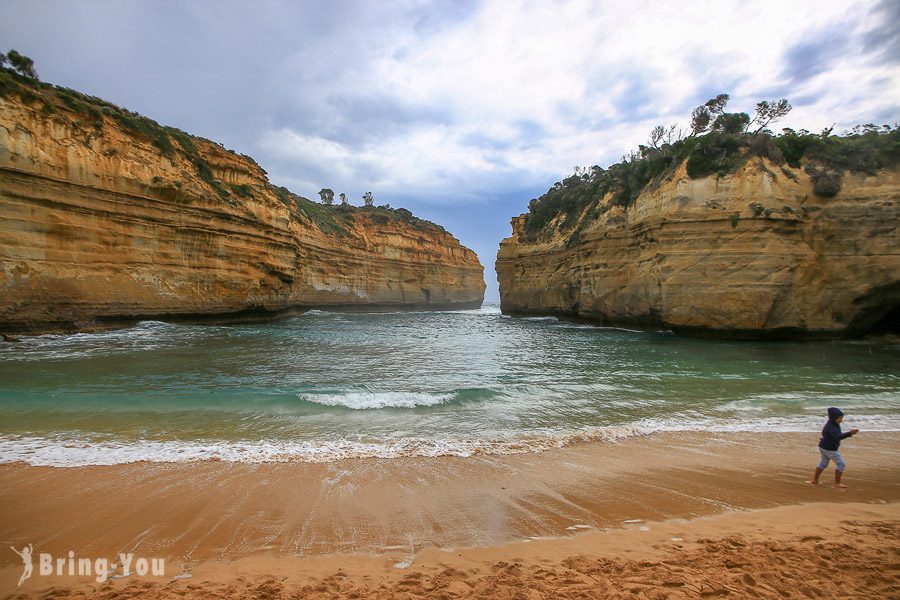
xmin=298 ymin=391 xmax=456 ymax=409
xmin=2 ymin=414 xmax=898 ymax=467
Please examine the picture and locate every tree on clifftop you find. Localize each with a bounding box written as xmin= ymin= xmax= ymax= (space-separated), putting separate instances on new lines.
xmin=648 ymin=124 xmax=684 ymax=149
xmin=5 ymin=50 xmax=38 ymax=80
xmin=362 ymin=191 xmax=374 ymax=206
xmin=749 ymin=99 xmax=792 ymax=134
xmin=318 ymin=188 xmax=335 ymax=205
xmin=711 ymin=111 xmax=750 ymax=134
xmin=689 ymin=93 xmax=790 ymax=136
xmin=690 ymin=94 xmax=729 ymax=136
xmin=339 ymin=192 xmax=348 ymax=205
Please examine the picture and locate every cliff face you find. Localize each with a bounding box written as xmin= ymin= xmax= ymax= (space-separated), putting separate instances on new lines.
xmin=497 ymin=160 xmax=900 ymax=338
xmin=0 ymin=90 xmax=484 ymax=333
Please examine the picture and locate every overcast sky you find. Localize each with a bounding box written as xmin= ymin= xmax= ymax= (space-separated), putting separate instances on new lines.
xmin=2 ymin=0 xmax=898 ymax=300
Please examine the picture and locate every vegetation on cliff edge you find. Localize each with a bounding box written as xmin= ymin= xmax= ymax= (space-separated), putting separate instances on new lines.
xmin=523 ymin=94 xmax=899 ymax=240
xmin=0 ymin=51 xmax=445 ymax=238
xmin=273 ymin=186 xmax=446 ymax=237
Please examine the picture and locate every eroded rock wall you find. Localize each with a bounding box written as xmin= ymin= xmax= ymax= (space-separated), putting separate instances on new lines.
xmin=0 ymin=94 xmax=484 ymax=333
xmin=496 ymin=160 xmax=899 ymax=338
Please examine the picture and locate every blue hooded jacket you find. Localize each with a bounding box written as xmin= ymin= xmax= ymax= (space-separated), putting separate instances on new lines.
xmin=819 ymin=407 xmax=854 ymax=451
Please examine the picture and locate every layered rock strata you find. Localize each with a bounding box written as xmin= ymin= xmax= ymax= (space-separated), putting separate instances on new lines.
xmin=0 ymin=91 xmax=484 ymax=333
xmin=497 ymin=160 xmax=899 ymax=338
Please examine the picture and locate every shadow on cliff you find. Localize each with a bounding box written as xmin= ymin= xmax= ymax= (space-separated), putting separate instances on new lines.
xmin=848 ymin=282 xmax=900 ymax=336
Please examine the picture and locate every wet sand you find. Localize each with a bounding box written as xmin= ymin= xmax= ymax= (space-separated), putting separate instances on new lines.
xmin=1 ymin=431 xmax=898 ymax=598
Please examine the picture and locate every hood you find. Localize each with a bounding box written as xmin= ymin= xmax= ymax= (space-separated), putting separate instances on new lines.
xmin=827 ymin=407 xmax=844 ymax=421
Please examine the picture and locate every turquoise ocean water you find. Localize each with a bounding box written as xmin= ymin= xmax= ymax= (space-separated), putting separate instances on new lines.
xmin=0 ymin=303 xmax=898 ymax=466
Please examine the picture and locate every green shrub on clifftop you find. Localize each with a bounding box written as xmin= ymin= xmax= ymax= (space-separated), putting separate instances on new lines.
xmin=523 ymin=94 xmax=899 ymax=240
xmin=1 ymin=55 xmax=448 ymax=241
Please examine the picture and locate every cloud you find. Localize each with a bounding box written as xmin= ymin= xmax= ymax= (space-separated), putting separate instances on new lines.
xmin=254 ymin=0 xmax=897 ymax=202
xmin=780 ymin=27 xmax=850 ymax=85
xmin=863 ymin=0 xmax=900 ymax=63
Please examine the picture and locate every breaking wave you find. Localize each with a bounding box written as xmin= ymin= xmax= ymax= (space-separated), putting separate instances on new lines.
xmin=298 ymin=390 xmax=457 ymax=409
xmin=3 ymin=413 xmax=898 ymax=467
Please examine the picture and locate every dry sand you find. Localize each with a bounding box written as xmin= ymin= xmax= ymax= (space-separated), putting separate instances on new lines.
xmin=1 ymin=431 xmax=898 ymax=598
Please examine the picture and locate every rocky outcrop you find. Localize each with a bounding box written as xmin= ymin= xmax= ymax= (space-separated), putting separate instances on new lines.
xmin=0 ymin=89 xmax=484 ymax=334
xmin=497 ymin=160 xmax=900 ymax=338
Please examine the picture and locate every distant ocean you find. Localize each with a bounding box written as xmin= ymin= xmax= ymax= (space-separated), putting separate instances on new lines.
xmin=0 ymin=303 xmax=898 ymax=466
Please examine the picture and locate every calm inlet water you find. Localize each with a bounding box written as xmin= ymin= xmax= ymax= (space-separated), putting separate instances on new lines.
xmin=0 ymin=304 xmax=898 ymax=466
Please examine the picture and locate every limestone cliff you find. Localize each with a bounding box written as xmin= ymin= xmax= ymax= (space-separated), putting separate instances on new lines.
xmin=497 ymin=160 xmax=900 ymax=338
xmin=0 ymin=78 xmax=484 ymax=334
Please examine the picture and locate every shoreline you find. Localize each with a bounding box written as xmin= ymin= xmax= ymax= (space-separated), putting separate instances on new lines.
xmin=0 ymin=299 xmax=486 ymax=338
xmin=3 ymin=418 xmax=900 ymax=467
xmin=1 ymin=431 xmax=897 ymax=596
xmin=7 ymin=303 xmax=898 ymax=340
xmin=495 ymin=306 xmax=900 ymax=341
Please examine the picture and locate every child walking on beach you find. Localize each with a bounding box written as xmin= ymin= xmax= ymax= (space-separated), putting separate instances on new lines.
xmin=811 ymin=407 xmax=859 ymax=488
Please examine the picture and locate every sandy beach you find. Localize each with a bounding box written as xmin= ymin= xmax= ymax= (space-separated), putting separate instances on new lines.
xmin=1 ymin=431 xmax=898 ymax=598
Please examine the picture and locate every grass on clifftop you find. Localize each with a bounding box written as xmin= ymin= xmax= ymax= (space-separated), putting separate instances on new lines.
xmin=523 ymin=94 xmax=900 ymax=240
xmin=272 ymin=186 xmax=447 ymax=238
xmin=0 ymin=66 xmax=249 ymax=205
xmin=1 ymin=60 xmax=444 ymax=238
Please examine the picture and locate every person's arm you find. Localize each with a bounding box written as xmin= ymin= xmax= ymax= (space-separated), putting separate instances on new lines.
xmin=841 ymin=428 xmax=859 ymax=439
